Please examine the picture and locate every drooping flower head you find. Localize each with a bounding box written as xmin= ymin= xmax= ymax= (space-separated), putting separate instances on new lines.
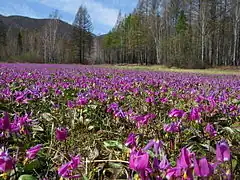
xmin=168 ymin=109 xmax=184 ymax=118
xmin=188 ymin=107 xmax=201 ymax=122
xmin=26 ymin=144 xmax=42 ymax=160
xmin=163 ymin=121 xmax=181 ymax=133
xmin=58 ymin=155 xmax=81 ymax=179
xmin=56 ymin=127 xmax=68 ymax=141
xmin=125 ymin=133 xmax=136 ymax=148
xmin=216 ymin=140 xmax=231 ymax=162
xmin=205 ymin=123 xmax=217 ymax=137
xmin=0 ymin=152 xmax=14 ymax=172
xmin=194 ymin=156 xmax=214 ymax=177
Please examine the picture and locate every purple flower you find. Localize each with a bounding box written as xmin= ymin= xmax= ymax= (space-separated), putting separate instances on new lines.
xmin=163 ymin=121 xmax=181 ymax=133
xmin=77 ymin=96 xmax=88 ymax=106
xmin=146 ymin=96 xmax=155 ymax=104
xmin=188 ymin=108 xmax=201 ymax=121
xmin=194 ymin=157 xmax=214 ymax=177
xmin=168 ymin=109 xmax=184 ymax=118
xmin=134 ymin=113 xmax=156 ymax=128
xmin=58 ymin=155 xmax=81 ymax=179
xmin=216 ymin=140 xmax=231 ymax=162
xmin=129 ymin=149 xmax=150 ymax=172
xmin=143 ymin=139 xmax=163 ymax=155
xmin=205 ymin=123 xmax=217 ymax=137
xmin=177 ymin=147 xmax=192 ymax=169
xmin=56 ymin=127 xmax=68 ymax=141
xmin=26 ymin=144 xmax=42 ymax=160
xmin=125 ymin=133 xmax=136 ymax=147
xmin=67 ymin=100 xmax=74 ymax=108
xmin=0 ymin=112 xmax=10 ymax=131
xmin=159 ymin=155 xmax=170 ymax=170
xmin=0 ymin=152 xmax=14 ymax=172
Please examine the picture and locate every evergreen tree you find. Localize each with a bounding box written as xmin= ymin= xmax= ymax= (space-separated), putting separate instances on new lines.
xmin=17 ymin=31 xmax=23 ymax=55
xmin=72 ymin=5 xmax=93 ymax=64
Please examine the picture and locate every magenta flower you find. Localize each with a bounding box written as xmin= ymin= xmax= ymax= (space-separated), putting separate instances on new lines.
xmin=216 ymin=140 xmax=231 ymax=162
xmin=0 ymin=152 xmax=14 ymax=172
xmin=159 ymin=155 xmax=170 ymax=170
xmin=143 ymin=139 xmax=163 ymax=155
xmin=58 ymin=155 xmax=81 ymax=179
xmin=129 ymin=149 xmax=150 ymax=172
xmin=168 ymin=109 xmax=184 ymax=118
xmin=163 ymin=121 xmax=181 ymax=133
xmin=177 ymin=147 xmax=193 ymax=169
xmin=56 ymin=127 xmax=68 ymax=141
xmin=0 ymin=112 xmax=10 ymax=131
xmin=205 ymin=123 xmax=217 ymax=137
xmin=188 ymin=108 xmax=201 ymax=122
xmin=194 ymin=157 xmax=214 ymax=177
xmin=26 ymin=144 xmax=42 ymax=160
xmin=125 ymin=133 xmax=136 ymax=147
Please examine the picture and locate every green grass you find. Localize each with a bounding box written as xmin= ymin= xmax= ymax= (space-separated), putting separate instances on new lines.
xmin=102 ymin=65 xmax=240 ymax=75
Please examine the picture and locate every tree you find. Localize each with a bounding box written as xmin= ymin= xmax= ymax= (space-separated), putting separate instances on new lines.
xmin=42 ymin=10 xmax=60 ymax=63
xmin=17 ymin=31 xmax=23 ymax=55
xmin=72 ymin=5 xmax=93 ymax=64
xmin=0 ymin=20 xmax=7 ymax=60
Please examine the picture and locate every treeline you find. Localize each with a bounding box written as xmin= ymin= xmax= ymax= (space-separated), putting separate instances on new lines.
xmin=0 ymin=6 xmax=94 ymax=64
xmin=102 ymin=0 xmax=240 ymax=68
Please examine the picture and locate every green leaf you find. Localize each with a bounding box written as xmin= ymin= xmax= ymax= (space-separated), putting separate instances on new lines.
xmin=103 ymin=140 xmax=123 ymax=149
xmin=18 ymin=175 xmax=37 ymax=180
xmin=83 ymin=175 xmax=89 ymax=180
xmin=24 ymin=159 xmax=41 ymax=171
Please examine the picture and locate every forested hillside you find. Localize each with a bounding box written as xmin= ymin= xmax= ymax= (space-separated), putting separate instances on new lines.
xmin=102 ymin=0 xmax=240 ymax=68
xmin=0 ymin=0 xmax=240 ymax=68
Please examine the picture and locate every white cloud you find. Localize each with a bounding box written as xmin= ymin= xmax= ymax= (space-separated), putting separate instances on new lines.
xmin=38 ymin=0 xmax=119 ymax=27
xmin=0 ymin=2 xmax=38 ymax=18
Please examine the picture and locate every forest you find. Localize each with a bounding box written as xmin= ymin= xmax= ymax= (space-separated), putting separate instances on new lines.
xmin=0 ymin=0 xmax=240 ymax=68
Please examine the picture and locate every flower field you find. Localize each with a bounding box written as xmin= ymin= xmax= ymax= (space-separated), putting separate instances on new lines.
xmin=0 ymin=63 xmax=239 ymax=180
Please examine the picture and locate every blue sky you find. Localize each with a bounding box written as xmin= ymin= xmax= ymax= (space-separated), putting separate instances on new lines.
xmin=0 ymin=0 xmax=137 ymax=35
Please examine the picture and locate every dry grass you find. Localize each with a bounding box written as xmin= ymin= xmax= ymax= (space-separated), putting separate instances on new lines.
xmin=100 ymin=64 xmax=240 ymax=75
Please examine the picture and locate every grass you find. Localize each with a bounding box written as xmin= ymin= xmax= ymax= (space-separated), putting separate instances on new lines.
xmin=102 ymin=65 xmax=240 ymax=75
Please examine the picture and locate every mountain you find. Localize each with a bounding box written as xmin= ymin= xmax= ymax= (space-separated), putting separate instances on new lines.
xmin=0 ymin=14 xmax=74 ymax=37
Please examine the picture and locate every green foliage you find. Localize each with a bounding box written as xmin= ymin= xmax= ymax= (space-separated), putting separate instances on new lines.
xmin=176 ymin=10 xmax=187 ymax=34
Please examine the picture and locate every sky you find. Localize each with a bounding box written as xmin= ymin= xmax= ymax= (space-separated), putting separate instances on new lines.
xmin=0 ymin=0 xmax=138 ymax=35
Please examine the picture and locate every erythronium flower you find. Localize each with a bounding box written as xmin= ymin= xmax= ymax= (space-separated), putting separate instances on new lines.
xmin=26 ymin=144 xmax=42 ymax=160
xmin=177 ymin=147 xmax=193 ymax=169
xmin=163 ymin=121 xmax=181 ymax=133
xmin=193 ymin=156 xmax=214 ymax=177
xmin=56 ymin=127 xmax=68 ymax=141
xmin=0 ymin=112 xmax=10 ymax=131
xmin=134 ymin=113 xmax=156 ymax=128
xmin=168 ymin=109 xmax=184 ymax=118
xmin=58 ymin=155 xmax=81 ymax=179
xmin=0 ymin=152 xmax=14 ymax=172
xmin=216 ymin=140 xmax=231 ymax=162
xmin=188 ymin=108 xmax=201 ymax=122
xmin=129 ymin=149 xmax=150 ymax=173
xmin=143 ymin=139 xmax=163 ymax=155
xmin=205 ymin=123 xmax=217 ymax=137
xmin=125 ymin=133 xmax=136 ymax=148
xmin=159 ymin=155 xmax=170 ymax=170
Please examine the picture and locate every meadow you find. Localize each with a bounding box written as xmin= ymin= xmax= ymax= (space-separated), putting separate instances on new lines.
xmin=0 ymin=63 xmax=239 ymax=179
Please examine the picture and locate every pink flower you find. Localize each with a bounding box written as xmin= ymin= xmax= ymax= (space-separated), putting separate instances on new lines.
xmin=168 ymin=109 xmax=184 ymax=118
xmin=205 ymin=123 xmax=217 ymax=137
xmin=0 ymin=152 xmax=14 ymax=172
xmin=56 ymin=127 xmax=68 ymax=141
xmin=216 ymin=140 xmax=231 ymax=162
xmin=194 ymin=157 xmax=214 ymax=177
xmin=26 ymin=144 xmax=42 ymax=160
xmin=58 ymin=155 xmax=81 ymax=179
xmin=129 ymin=149 xmax=150 ymax=172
